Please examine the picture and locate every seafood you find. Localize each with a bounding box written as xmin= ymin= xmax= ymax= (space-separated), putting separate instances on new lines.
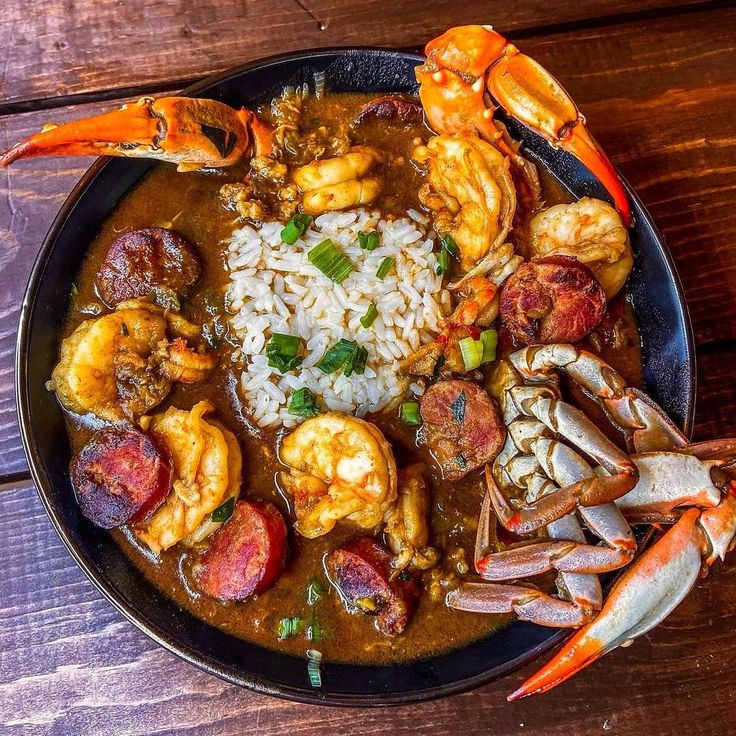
xmin=0 ymin=96 xmax=271 ymax=172
xmin=384 ymin=465 xmax=440 ymax=576
xmin=528 ymin=197 xmax=633 ymax=298
xmin=294 ymin=146 xmax=383 ymax=214
xmin=279 ymin=413 xmax=398 ymax=538
xmin=50 ymin=299 xmax=213 ymax=421
xmin=413 ymin=134 xmax=516 ymax=272
xmin=416 ymin=25 xmax=631 ymax=225
xmin=134 ymin=401 xmax=242 ymax=554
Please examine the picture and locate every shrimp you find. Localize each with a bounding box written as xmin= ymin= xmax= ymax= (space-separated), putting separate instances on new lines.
xmin=279 ymin=413 xmax=398 ymax=539
xmin=294 ymin=146 xmax=383 ymax=215
xmin=528 ymin=197 xmax=633 ymax=298
xmin=134 ymin=401 xmax=242 ymax=553
xmin=413 ymin=134 xmax=516 ymax=272
xmin=384 ymin=465 xmax=440 ymax=577
xmin=50 ymin=300 xmax=214 ymax=421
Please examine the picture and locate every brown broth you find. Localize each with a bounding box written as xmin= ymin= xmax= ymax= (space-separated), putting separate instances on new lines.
xmin=61 ymin=92 xmax=643 ymax=665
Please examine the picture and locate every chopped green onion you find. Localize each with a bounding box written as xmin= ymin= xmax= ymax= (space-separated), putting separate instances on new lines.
xmin=479 ymin=329 xmax=498 ymax=364
xmin=441 ymin=234 xmax=459 ymax=258
xmin=306 ymin=649 xmax=323 ymax=688
xmin=435 ymin=248 xmax=450 ymax=276
xmin=288 ymin=387 xmax=320 ymax=418
xmin=307 ymin=611 xmax=324 ymax=642
xmin=458 ymin=336 xmax=483 ymax=371
xmin=358 ymin=229 xmax=380 ymax=251
xmin=308 ymin=239 xmax=355 ymax=283
xmin=277 ymin=616 xmax=303 ymax=640
xmin=345 ymin=345 xmax=368 ymax=377
xmin=400 ymin=401 xmax=422 ymax=426
xmin=306 ymin=577 xmax=326 ymax=605
xmin=265 ymin=333 xmax=303 ymax=373
xmin=376 ymin=256 xmax=395 ymax=280
xmin=281 ymin=213 xmax=313 ymax=244
xmin=211 ymin=496 xmax=235 ymax=523
xmin=318 ymin=339 xmax=359 ymax=374
xmin=360 ymin=303 xmax=379 ymax=329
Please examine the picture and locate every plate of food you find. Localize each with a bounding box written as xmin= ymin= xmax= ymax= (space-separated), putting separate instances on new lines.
xmin=10 ymin=25 xmax=735 ymax=705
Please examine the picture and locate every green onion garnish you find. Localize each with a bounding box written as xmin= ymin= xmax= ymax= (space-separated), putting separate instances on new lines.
xmin=458 ymin=336 xmax=483 ymax=371
xmin=277 ymin=616 xmax=303 ymax=640
xmin=306 ymin=577 xmax=326 ymax=605
xmin=479 ymin=329 xmax=498 ymax=364
xmin=360 ymin=303 xmax=378 ymax=329
xmin=318 ymin=339 xmax=368 ymax=376
xmin=281 ymin=214 xmax=313 ymax=244
xmin=306 ymin=649 xmax=323 ymax=687
xmin=211 ymin=496 xmax=235 ymax=523
xmin=358 ymin=230 xmax=380 ymax=251
xmin=400 ymin=401 xmax=422 ymax=426
xmin=376 ymin=256 xmax=395 ymax=280
xmin=435 ymin=248 xmax=450 ymax=276
xmin=307 ymin=615 xmax=324 ymax=642
xmin=288 ymin=387 xmax=320 ymax=418
xmin=344 ymin=345 xmax=368 ymax=377
xmin=265 ymin=333 xmax=303 ymax=373
xmin=308 ymin=239 xmax=355 ymax=283
xmin=441 ymin=234 xmax=459 ymax=257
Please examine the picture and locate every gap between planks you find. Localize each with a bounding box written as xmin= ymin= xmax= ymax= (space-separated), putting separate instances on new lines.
xmin=0 ymin=0 xmax=731 ymax=118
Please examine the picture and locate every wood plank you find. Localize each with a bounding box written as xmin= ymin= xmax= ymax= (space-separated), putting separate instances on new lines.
xmin=2 ymin=481 xmax=736 ymax=735
xmin=0 ymin=0 xmax=717 ymax=109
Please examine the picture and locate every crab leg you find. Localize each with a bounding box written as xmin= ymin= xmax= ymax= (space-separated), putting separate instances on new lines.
xmin=0 ymin=96 xmax=257 ymax=171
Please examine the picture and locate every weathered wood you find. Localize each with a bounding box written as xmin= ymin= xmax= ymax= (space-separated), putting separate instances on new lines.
xmin=0 ymin=0 xmax=716 ymax=109
xmin=1 ymin=481 xmax=735 ymax=736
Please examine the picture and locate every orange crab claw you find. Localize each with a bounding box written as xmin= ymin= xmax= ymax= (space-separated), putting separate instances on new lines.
xmin=487 ymin=46 xmax=631 ymax=226
xmin=508 ymin=508 xmax=703 ymax=700
xmin=0 ymin=96 xmax=255 ymax=172
xmin=424 ymin=24 xmax=506 ymax=78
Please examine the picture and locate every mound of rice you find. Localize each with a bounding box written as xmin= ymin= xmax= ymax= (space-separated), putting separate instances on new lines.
xmin=226 ymin=208 xmax=450 ymax=428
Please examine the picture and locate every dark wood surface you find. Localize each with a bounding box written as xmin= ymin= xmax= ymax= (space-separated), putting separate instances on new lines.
xmin=2 ymin=2 xmax=736 ymax=734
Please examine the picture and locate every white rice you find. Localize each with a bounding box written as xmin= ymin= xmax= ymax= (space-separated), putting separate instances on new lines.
xmin=226 ymin=208 xmax=450 ymax=428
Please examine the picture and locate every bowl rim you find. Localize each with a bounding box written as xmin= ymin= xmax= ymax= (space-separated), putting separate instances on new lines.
xmin=15 ymin=46 xmax=696 ymax=706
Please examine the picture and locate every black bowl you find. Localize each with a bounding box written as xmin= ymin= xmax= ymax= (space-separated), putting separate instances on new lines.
xmin=16 ymin=49 xmax=696 ymax=705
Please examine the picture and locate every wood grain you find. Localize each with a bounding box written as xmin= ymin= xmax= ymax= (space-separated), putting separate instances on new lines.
xmin=0 ymin=0 xmax=717 ymax=109
xmin=2 ymin=481 xmax=736 ymax=736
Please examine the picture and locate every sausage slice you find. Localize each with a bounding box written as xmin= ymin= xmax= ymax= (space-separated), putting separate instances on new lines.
xmin=71 ymin=426 xmax=172 ymax=528
xmin=499 ymin=255 xmax=606 ymax=344
xmin=326 ymin=537 xmax=419 ymax=635
xmin=95 ymin=227 xmax=202 ymax=306
xmin=419 ymin=379 xmax=505 ymax=480
xmin=194 ymin=501 xmax=288 ymax=601
xmin=355 ymin=95 xmax=422 ymax=124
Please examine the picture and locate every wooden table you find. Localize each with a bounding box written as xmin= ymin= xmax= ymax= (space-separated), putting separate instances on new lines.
xmin=2 ymin=1 xmax=736 ymax=733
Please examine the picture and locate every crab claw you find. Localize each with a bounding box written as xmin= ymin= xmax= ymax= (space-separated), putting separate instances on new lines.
xmin=0 ymin=96 xmax=256 ymax=172
xmin=508 ymin=508 xmax=703 ymax=700
xmin=487 ymin=46 xmax=631 ymax=226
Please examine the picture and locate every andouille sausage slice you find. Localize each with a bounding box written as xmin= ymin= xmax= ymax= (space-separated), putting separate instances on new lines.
xmin=194 ymin=501 xmax=288 ymax=601
xmin=70 ymin=426 xmax=172 ymax=528
xmin=354 ymin=95 xmax=423 ymax=124
xmin=95 ymin=227 xmax=202 ymax=306
xmin=499 ymin=255 xmax=606 ymax=344
xmin=326 ymin=537 xmax=419 ymax=636
xmin=419 ymin=379 xmax=505 ymax=480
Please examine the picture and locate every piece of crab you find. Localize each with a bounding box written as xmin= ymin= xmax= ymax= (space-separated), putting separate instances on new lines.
xmin=0 ymin=96 xmax=270 ymax=172
xmin=279 ymin=413 xmax=398 ymax=538
xmin=134 ymin=401 xmax=242 ymax=554
xmin=417 ymin=25 xmax=631 ymax=226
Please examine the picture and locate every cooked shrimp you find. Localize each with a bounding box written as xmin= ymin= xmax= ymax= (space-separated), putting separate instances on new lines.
xmin=528 ymin=197 xmax=633 ymax=298
xmin=51 ymin=306 xmax=168 ymax=421
xmin=384 ymin=465 xmax=440 ymax=577
xmin=134 ymin=401 xmax=242 ymax=553
xmin=294 ymin=146 xmax=383 ymax=215
xmin=155 ymin=337 xmax=218 ymax=383
xmin=413 ymin=134 xmax=516 ymax=271
xmin=279 ymin=413 xmax=397 ymax=538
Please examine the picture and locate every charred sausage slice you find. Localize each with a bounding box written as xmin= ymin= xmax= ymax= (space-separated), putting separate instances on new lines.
xmin=419 ymin=379 xmax=505 ymax=480
xmin=326 ymin=537 xmax=419 ymax=636
xmin=354 ymin=95 xmax=423 ymax=124
xmin=194 ymin=501 xmax=288 ymax=601
xmin=70 ymin=426 xmax=172 ymax=528
xmin=95 ymin=227 xmax=202 ymax=306
xmin=499 ymin=255 xmax=606 ymax=344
